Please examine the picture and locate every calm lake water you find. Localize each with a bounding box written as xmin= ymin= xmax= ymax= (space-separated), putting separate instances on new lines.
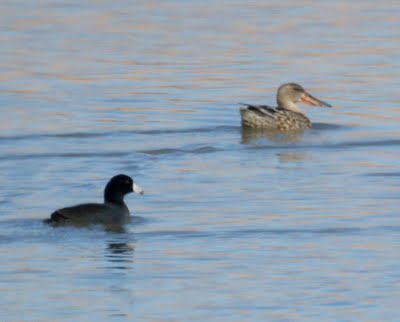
xmin=1 ymin=1 xmax=400 ymax=321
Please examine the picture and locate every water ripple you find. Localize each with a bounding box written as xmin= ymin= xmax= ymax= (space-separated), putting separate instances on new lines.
xmin=0 ymin=126 xmax=239 ymax=143
xmin=247 ymin=139 xmax=400 ymax=150
xmin=366 ymin=172 xmax=400 ymax=177
xmin=141 ymin=146 xmax=221 ymax=155
xmin=0 ymin=151 xmax=132 ymax=161
xmin=134 ymin=226 xmax=400 ymax=240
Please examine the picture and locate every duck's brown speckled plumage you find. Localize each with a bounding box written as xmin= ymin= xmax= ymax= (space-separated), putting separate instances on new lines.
xmin=240 ymin=83 xmax=331 ymax=131
xmin=240 ymin=105 xmax=312 ymax=130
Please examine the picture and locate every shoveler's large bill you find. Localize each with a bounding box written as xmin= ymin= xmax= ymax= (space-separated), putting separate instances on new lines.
xmin=300 ymin=92 xmax=332 ymax=108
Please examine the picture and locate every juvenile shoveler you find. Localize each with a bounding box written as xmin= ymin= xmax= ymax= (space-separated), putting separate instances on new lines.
xmin=240 ymin=83 xmax=332 ymax=130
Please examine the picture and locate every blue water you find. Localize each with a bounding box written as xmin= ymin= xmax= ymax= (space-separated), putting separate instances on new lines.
xmin=1 ymin=1 xmax=400 ymax=321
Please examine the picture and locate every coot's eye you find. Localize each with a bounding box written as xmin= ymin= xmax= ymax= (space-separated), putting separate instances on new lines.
xmin=125 ymin=180 xmax=131 ymax=185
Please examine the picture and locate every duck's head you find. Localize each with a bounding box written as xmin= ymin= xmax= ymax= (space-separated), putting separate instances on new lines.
xmin=104 ymin=174 xmax=144 ymax=203
xmin=277 ymin=83 xmax=332 ymax=112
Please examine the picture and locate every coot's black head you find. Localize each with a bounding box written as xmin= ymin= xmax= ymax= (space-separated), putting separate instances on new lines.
xmin=104 ymin=174 xmax=144 ymax=203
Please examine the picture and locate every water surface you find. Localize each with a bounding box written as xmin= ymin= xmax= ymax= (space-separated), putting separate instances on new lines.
xmin=1 ymin=1 xmax=400 ymax=321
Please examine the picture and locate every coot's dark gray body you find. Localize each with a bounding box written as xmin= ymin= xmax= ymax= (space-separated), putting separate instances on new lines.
xmin=44 ymin=174 xmax=143 ymax=226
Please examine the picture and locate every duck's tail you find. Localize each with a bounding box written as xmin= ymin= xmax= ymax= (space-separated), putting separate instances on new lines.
xmin=43 ymin=211 xmax=67 ymax=224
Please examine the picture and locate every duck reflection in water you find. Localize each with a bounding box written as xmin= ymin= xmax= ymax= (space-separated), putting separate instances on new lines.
xmin=241 ymin=126 xmax=306 ymax=144
xmin=105 ymin=241 xmax=135 ymax=270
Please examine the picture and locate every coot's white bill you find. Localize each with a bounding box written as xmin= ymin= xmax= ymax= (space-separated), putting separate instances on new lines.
xmin=133 ymin=182 xmax=144 ymax=194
